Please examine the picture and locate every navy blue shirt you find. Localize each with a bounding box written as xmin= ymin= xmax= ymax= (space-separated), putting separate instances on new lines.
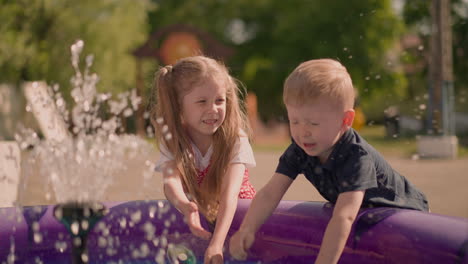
xmin=276 ymin=128 xmax=429 ymax=211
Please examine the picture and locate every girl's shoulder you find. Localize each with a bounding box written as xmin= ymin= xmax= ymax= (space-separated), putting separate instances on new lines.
xmin=238 ymin=129 xmax=248 ymax=138
xmin=232 ymin=131 xmax=256 ymax=167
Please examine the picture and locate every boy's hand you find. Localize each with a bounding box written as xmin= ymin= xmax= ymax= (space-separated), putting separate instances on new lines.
xmin=204 ymin=244 xmax=223 ymax=264
xmin=229 ymin=230 xmax=255 ymax=260
xmin=182 ymin=201 xmax=212 ymax=240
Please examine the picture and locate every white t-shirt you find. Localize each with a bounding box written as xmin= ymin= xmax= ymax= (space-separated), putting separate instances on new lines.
xmin=154 ymin=136 xmax=256 ymax=172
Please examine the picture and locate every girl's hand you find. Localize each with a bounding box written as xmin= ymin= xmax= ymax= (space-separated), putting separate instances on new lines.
xmin=204 ymin=244 xmax=223 ymax=264
xmin=182 ymin=201 xmax=212 ymax=240
xmin=229 ymin=229 xmax=255 ymax=260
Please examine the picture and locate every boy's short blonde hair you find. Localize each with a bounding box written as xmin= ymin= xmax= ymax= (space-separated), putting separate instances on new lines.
xmin=283 ymin=59 xmax=355 ymax=111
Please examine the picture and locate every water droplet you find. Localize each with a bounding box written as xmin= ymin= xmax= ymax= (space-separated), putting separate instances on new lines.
xmin=98 ymin=236 xmax=107 ymax=247
xmin=71 ymin=222 xmax=80 ymax=235
xmin=81 ymin=220 xmax=89 ymax=230
xmin=131 ymin=210 xmax=142 ymax=223
xmin=33 ymin=233 xmax=43 ymax=243
xmin=73 ymin=237 xmax=82 ymax=247
xmin=55 ymin=241 xmax=67 ymax=253
xmin=83 ymin=101 xmax=90 ymax=112
xmin=119 ymin=217 xmax=127 ymax=228
xmin=81 ymin=253 xmax=89 ymax=263
xmin=54 ymin=208 xmax=63 ymax=219
xmin=56 ymin=98 xmax=64 ymax=107
xmin=314 ymin=167 xmax=323 ymax=174
xmin=143 ymin=222 xmax=156 ymax=240
xmin=123 ymin=108 xmax=133 ymax=117
xmin=32 ymin=222 xmax=40 ymax=232
xmin=155 ymin=249 xmax=165 ymax=264
xmin=148 ymin=206 xmax=157 ymax=219
xmin=140 ymin=243 xmax=150 ymax=257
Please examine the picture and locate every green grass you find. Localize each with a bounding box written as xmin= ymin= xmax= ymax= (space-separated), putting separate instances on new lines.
xmin=362 ymin=125 xmax=468 ymax=158
xmin=252 ymin=142 xmax=290 ymax=152
xmin=252 ymin=125 xmax=468 ymax=158
xmin=145 ymin=125 xmax=467 ymax=158
xmin=358 ymin=125 xmax=417 ymax=158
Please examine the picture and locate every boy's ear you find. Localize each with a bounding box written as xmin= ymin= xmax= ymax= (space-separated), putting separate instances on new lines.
xmin=342 ymin=110 xmax=355 ymax=127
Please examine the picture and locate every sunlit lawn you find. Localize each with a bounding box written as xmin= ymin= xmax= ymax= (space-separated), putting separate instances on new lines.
xmin=253 ymin=125 xmax=468 ymax=158
xmin=358 ymin=125 xmax=417 ymax=158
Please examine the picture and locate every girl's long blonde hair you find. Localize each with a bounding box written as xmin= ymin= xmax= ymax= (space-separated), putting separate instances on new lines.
xmin=151 ymin=56 xmax=250 ymax=221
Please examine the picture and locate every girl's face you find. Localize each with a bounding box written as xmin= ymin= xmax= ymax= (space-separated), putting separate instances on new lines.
xmin=181 ymin=77 xmax=227 ymax=145
xmin=286 ymin=98 xmax=353 ymax=163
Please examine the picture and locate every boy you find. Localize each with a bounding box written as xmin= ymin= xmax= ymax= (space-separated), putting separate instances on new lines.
xmin=229 ymin=59 xmax=429 ymax=264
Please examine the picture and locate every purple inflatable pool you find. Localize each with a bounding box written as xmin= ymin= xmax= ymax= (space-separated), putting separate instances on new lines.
xmin=1 ymin=200 xmax=467 ymax=263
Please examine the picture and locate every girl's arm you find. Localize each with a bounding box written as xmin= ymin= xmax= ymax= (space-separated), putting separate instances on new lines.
xmin=204 ymin=163 xmax=246 ymax=263
xmin=229 ymin=173 xmax=294 ymax=260
xmin=161 ymin=161 xmax=211 ymax=239
xmin=315 ymin=190 xmax=364 ymax=264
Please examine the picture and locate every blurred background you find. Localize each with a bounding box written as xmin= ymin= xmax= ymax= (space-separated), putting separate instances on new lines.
xmin=1 ymin=0 xmax=467 ymax=155
xmin=0 ymin=0 xmax=467 ymax=217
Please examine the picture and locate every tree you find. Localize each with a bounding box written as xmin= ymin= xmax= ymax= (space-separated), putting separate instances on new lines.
xmin=403 ymin=0 xmax=468 ymax=113
xmin=0 ymin=0 xmax=153 ymax=98
xmin=148 ymin=0 xmax=406 ymax=122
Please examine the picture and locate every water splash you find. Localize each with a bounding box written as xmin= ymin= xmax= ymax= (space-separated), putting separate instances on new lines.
xmin=15 ymin=40 xmax=154 ymax=204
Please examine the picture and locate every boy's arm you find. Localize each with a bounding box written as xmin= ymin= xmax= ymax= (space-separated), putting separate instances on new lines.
xmin=315 ymin=190 xmax=364 ymax=264
xmin=229 ymin=173 xmax=294 ymax=260
xmin=204 ymin=163 xmax=246 ymax=263
xmin=161 ymin=161 xmax=211 ymax=239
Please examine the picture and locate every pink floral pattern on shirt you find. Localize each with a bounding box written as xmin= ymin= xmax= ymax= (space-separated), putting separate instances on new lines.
xmin=196 ymin=164 xmax=256 ymax=199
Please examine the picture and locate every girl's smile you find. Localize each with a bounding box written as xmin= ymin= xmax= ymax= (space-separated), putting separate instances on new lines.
xmin=202 ymin=118 xmax=219 ymax=125
xmin=181 ymin=77 xmax=227 ymax=148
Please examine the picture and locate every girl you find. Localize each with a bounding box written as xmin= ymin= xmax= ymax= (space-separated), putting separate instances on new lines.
xmin=151 ymin=56 xmax=256 ymax=264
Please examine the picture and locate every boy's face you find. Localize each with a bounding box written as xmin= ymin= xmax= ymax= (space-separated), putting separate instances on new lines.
xmin=286 ymin=99 xmax=354 ymax=163
xmin=181 ymin=77 xmax=227 ymax=145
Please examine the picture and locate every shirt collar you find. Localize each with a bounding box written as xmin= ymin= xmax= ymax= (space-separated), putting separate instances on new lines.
xmin=191 ymin=142 xmax=213 ymax=170
xmin=322 ymin=128 xmax=355 ymax=170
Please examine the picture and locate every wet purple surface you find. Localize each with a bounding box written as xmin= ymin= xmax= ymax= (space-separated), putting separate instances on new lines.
xmin=1 ymin=200 xmax=467 ymax=263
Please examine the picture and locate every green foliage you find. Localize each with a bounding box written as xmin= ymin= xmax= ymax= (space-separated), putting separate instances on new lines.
xmin=148 ymin=0 xmax=406 ymax=121
xmin=0 ymin=0 xmax=153 ymax=98
xmin=403 ymin=0 xmax=468 ymax=112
